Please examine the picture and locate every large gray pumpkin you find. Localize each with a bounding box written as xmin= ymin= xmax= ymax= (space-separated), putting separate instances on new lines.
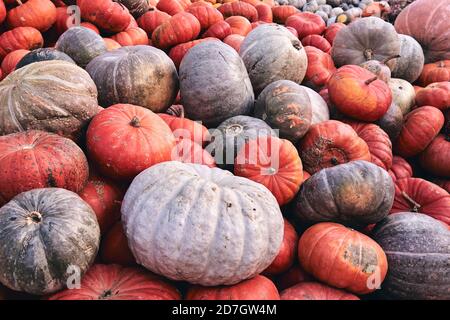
xmin=121 ymin=161 xmax=284 ymax=286
xmin=0 ymin=60 xmax=99 ymax=142
xmin=55 ymin=27 xmax=107 ymax=68
xmin=0 ymin=188 xmax=100 ymax=295
xmin=376 ymin=102 xmax=404 ymax=141
xmin=294 ymin=160 xmax=395 ymax=227
xmin=332 ymin=17 xmax=400 ymax=67
xmin=372 ymin=212 xmax=450 ymax=300
xmin=391 ymin=34 xmax=424 ymax=83
xmin=179 ymin=41 xmax=254 ymax=127
xmin=302 ymin=86 xmax=330 ymax=125
xmin=239 ymin=24 xmax=308 ymax=94
xmin=87 ymin=45 xmax=178 ymax=112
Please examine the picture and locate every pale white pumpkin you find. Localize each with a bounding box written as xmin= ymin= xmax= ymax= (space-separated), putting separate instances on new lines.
xmin=388 ymin=78 xmax=416 ymax=116
xmin=121 ymin=161 xmax=284 ymax=286
xmin=301 ymin=86 xmax=330 ymax=125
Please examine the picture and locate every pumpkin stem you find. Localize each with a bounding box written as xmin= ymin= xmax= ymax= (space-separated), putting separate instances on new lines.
xmin=365 ymin=76 xmax=378 ymax=85
xmin=130 ymin=116 xmax=141 ymax=127
xmin=364 ymin=49 xmax=373 ymax=60
xmin=401 ymin=191 xmax=421 ymax=212
xmin=27 ymin=211 xmax=42 ymax=224
xmin=166 ymin=105 xmax=185 ymax=118
xmin=16 ymin=0 xmax=23 ymax=5
xmin=383 ymin=55 xmax=401 ymax=64
xmin=438 ymin=61 xmax=445 ymax=68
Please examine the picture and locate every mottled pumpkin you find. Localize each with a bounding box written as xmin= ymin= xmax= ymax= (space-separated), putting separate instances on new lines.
xmin=391 ymin=34 xmax=424 ymax=83
xmin=280 ymin=282 xmax=359 ymax=300
xmin=376 ymin=102 xmax=404 ymax=141
xmin=388 ymin=78 xmax=416 ymax=116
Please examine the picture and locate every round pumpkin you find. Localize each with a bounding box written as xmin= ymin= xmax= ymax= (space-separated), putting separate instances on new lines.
xmin=255 ymin=3 xmax=272 ymax=22
xmin=86 ymin=45 xmax=178 ymax=113
xmin=0 ymin=129 xmax=89 ymax=206
xmin=100 ymin=221 xmax=136 ymax=266
xmin=156 ymin=0 xmax=190 ymax=15
xmin=274 ymin=264 xmax=313 ymax=291
xmin=323 ymin=22 xmax=345 ymax=45
xmin=111 ymin=27 xmax=149 ymax=46
xmin=0 ymin=49 xmax=29 ymax=77
xmin=415 ymin=82 xmax=450 ymax=111
xmin=298 ymin=222 xmax=388 ymax=295
xmin=239 ymin=24 xmax=308 ymax=94
xmin=77 ymin=0 xmax=131 ymax=33
xmin=234 ymin=136 xmax=303 ymax=205
xmin=86 ymin=104 xmax=176 ymax=181
xmin=225 ymin=15 xmax=252 ymax=36
xmin=179 ymin=40 xmax=254 ymax=127
xmin=303 ymin=86 xmax=330 ymax=125
xmin=172 ymin=138 xmax=217 ymax=168
xmin=301 ymin=35 xmax=331 ymax=54
xmin=0 ymin=27 xmax=43 ymax=59
xmin=272 ymin=5 xmax=299 ymax=24
xmin=295 ymin=160 xmax=394 ymax=227
xmin=0 ymin=60 xmax=99 ymax=142
xmin=391 ymin=178 xmax=450 ymax=225
xmin=223 ymin=34 xmax=245 ymax=52
xmin=332 ymin=17 xmax=400 ymax=67
xmin=152 ymin=12 xmax=201 ymax=49
xmin=280 ymin=282 xmax=360 ymax=300
xmin=327 ymin=65 xmax=392 ymax=122
xmin=7 ymin=0 xmax=57 ymax=32
xmin=376 ymin=102 xmax=404 ymax=141
xmin=303 ymin=46 xmax=336 ymax=90
xmin=15 ymin=48 xmax=75 ymax=70
xmin=388 ymin=78 xmax=416 ymax=116
xmin=394 ymin=106 xmax=444 ymax=158
xmin=137 ymin=8 xmax=171 ymax=37
xmin=389 ymin=156 xmax=413 ymax=183
xmin=218 ymin=1 xmax=258 ymax=22
xmin=419 ymin=60 xmax=450 ymax=86
xmin=394 ymin=0 xmax=450 ymax=63
xmin=285 ymin=12 xmax=326 ymax=40
xmin=391 ymin=34 xmax=424 ymax=83
xmin=0 ymin=188 xmax=100 ymax=295
xmin=202 ymin=20 xmax=232 ymax=39
xmin=49 ymin=264 xmax=180 ymax=300
xmin=298 ymin=120 xmax=371 ymax=174
xmin=372 ymin=212 xmax=450 ymax=300
xmin=186 ymin=275 xmax=280 ymax=300
xmin=419 ymin=134 xmax=450 ymax=178
xmin=55 ymin=26 xmax=107 ymax=68
xmin=121 ymin=161 xmax=284 ymax=286
xmin=186 ymin=4 xmax=223 ymax=30
xmin=169 ymin=38 xmax=216 ymax=68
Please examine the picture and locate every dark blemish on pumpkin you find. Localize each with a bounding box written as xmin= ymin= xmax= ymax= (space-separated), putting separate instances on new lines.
xmin=227 ymin=203 xmax=232 ymax=208
xmin=344 ymin=244 xmax=378 ymax=274
xmin=331 ymin=157 xmax=339 ymax=165
xmin=47 ymin=171 xmax=57 ymax=187
xmin=9 ymin=217 xmax=16 ymax=221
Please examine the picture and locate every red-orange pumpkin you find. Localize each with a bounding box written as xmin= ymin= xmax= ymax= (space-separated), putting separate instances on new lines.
xmin=172 ymin=138 xmax=216 ymax=167
xmin=100 ymin=221 xmax=136 ymax=266
xmin=0 ymin=0 xmax=5 ymax=25
xmin=298 ymin=120 xmax=371 ymax=174
xmin=323 ymin=22 xmax=345 ymax=45
xmin=415 ymin=82 xmax=450 ymax=111
xmin=255 ymin=3 xmax=272 ymax=23
xmin=394 ymin=106 xmax=444 ymax=158
xmin=104 ymin=38 xmax=122 ymax=50
xmin=223 ymin=34 xmax=244 ymax=52
xmin=301 ymin=35 xmax=331 ymax=54
xmin=49 ymin=264 xmax=181 ymax=300
xmin=388 ymin=156 xmax=413 ymax=183
xmin=156 ymin=0 xmax=190 ymax=16
xmin=0 ymin=27 xmax=43 ymax=59
xmin=271 ymin=5 xmax=298 ymax=24
xmin=7 ymin=0 xmax=57 ymax=32
xmin=234 ymin=136 xmax=303 ymax=205
xmin=303 ymin=46 xmax=336 ymax=90
xmin=419 ymin=60 xmax=450 ymax=86
xmin=264 ymin=219 xmax=298 ymax=275
xmin=286 ymin=26 xmax=298 ymax=38
xmin=218 ymin=1 xmax=258 ymax=22
xmin=435 ymin=179 xmax=450 ymax=193
xmin=391 ymin=178 xmax=450 ymax=225
xmin=1 ymin=49 xmax=29 ymax=77
xmin=81 ymin=22 xmax=100 ymax=34
xmin=152 ymin=12 xmax=201 ymax=49
xmin=137 ymin=8 xmax=171 ymax=37
xmin=225 ymin=15 xmax=251 ymax=36
xmin=202 ymin=20 xmax=231 ymax=39
xmin=187 ymin=4 xmax=223 ymax=30
xmin=0 ymin=130 xmax=88 ymax=206
xmin=168 ymin=37 xmax=216 ymax=68
xmin=280 ymin=282 xmax=360 ymax=300
xmin=274 ymin=264 xmax=313 ymax=291
xmin=111 ymin=27 xmax=149 ymax=46
xmin=86 ymin=104 xmax=176 ymax=181
xmin=419 ymin=134 xmax=450 ymax=178
xmin=298 ymin=222 xmax=388 ymax=295
xmin=328 ymin=65 xmax=392 ymax=122
xmin=186 ymin=275 xmax=280 ymax=300
xmin=285 ymin=12 xmax=326 ymax=40
xmin=77 ymin=0 xmax=131 ymax=33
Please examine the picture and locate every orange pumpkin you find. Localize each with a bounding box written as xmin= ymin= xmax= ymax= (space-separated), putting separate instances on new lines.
xmin=77 ymin=0 xmax=132 ymax=33
xmin=0 ymin=49 xmax=29 ymax=77
xmin=0 ymin=27 xmax=43 ymax=59
xmin=137 ymin=8 xmax=171 ymax=37
xmin=234 ymin=136 xmax=303 ymax=205
xmin=156 ymin=0 xmax=191 ymax=15
xmin=323 ymin=22 xmax=346 ymax=45
xmin=223 ymin=34 xmax=244 ymax=52
xmin=419 ymin=60 xmax=450 ymax=86
xmin=186 ymin=3 xmax=223 ymax=30
xmin=218 ymin=1 xmax=258 ymax=22
xmin=271 ymin=5 xmax=298 ymax=24
xmin=225 ymin=15 xmax=251 ymax=36
xmin=255 ymin=3 xmax=272 ymax=23
xmin=103 ymin=38 xmax=122 ymax=50
xmin=285 ymin=12 xmax=326 ymax=40
xmin=100 ymin=221 xmax=136 ymax=266
xmin=202 ymin=20 xmax=231 ymax=39
xmin=7 ymin=0 xmax=57 ymax=32
xmin=80 ymin=22 xmax=100 ymax=34
xmin=303 ymin=46 xmax=336 ymax=90
xmin=415 ymin=82 xmax=450 ymax=111
xmin=280 ymin=282 xmax=360 ymax=300
xmin=388 ymin=156 xmax=413 ymax=183
xmin=274 ymin=264 xmax=313 ymax=291
xmin=0 ymin=0 xmax=5 ymax=25
xmin=328 ymin=65 xmax=392 ymax=122
xmin=168 ymin=38 xmax=216 ymax=68
xmin=152 ymin=12 xmax=201 ymax=49
xmin=111 ymin=27 xmax=149 ymax=46
xmin=298 ymin=222 xmax=388 ymax=295
xmin=172 ymin=138 xmax=216 ymax=167
xmin=419 ymin=134 xmax=450 ymax=178
xmin=301 ymin=35 xmax=331 ymax=54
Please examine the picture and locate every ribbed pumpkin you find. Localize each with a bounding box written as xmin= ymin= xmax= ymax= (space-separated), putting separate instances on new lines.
xmin=303 ymin=46 xmax=336 ymax=90
xmin=152 ymin=12 xmax=201 ymax=49
xmin=275 ymin=264 xmax=313 ymax=291
xmin=137 ymin=8 xmax=171 ymax=37
xmin=280 ymin=282 xmax=359 ymax=300
xmin=415 ymin=82 xmax=450 ymax=111
xmin=255 ymin=3 xmax=272 ymax=23
xmin=172 ymin=138 xmax=216 ymax=167
xmin=389 ymin=156 xmax=413 ymax=183
xmin=0 ymin=130 xmax=89 ymax=206
xmin=301 ymin=35 xmax=331 ymax=54
xmin=7 ymin=0 xmax=56 ymax=32
xmin=0 ymin=188 xmax=100 ymax=295
xmin=0 ymin=27 xmax=43 ymax=59
xmin=202 ymin=20 xmax=231 ymax=39
xmin=156 ymin=0 xmax=190 ymax=15
xmin=100 ymin=221 xmax=136 ymax=266
xmin=168 ymin=37 xmax=216 ymax=68
xmin=121 ymin=161 xmax=284 ymax=286
xmin=298 ymin=222 xmax=388 ymax=295
xmin=391 ymin=34 xmax=424 ymax=84
xmin=0 ymin=60 xmax=99 ymax=142
xmin=419 ymin=134 xmax=450 ymax=178
xmin=186 ymin=276 xmax=280 ymax=300
xmin=272 ymin=5 xmax=298 ymax=24
xmin=77 ymin=0 xmax=131 ymax=33
xmin=87 ymin=104 xmax=176 ymax=181
xmin=285 ymin=12 xmax=326 ymax=40
xmin=225 ymin=15 xmax=252 ymax=36
xmin=223 ymin=34 xmax=244 ymax=52
xmin=298 ymin=120 xmax=371 ymax=174
xmin=419 ymin=60 xmax=450 ymax=86
xmin=111 ymin=27 xmax=149 ymax=46
xmin=0 ymin=49 xmax=29 ymax=76
xmin=49 ymin=264 xmax=181 ymax=300
xmin=0 ymin=0 xmax=5 ymax=25
xmin=218 ymin=1 xmax=258 ymax=22
xmin=186 ymin=4 xmax=223 ymax=30
xmin=234 ymin=136 xmax=303 ymax=206
xmin=323 ymin=22 xmax=345 ymax=45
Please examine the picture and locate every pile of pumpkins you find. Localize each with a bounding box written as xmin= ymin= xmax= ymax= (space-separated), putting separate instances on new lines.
xmin=0 ymin=0 xmax=449 ymax=300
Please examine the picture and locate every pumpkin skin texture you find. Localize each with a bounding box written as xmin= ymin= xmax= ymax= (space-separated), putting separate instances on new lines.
xmin=254 ymin=80 xmax=312 ymax=143
xmin=86 ymin=46 xmax=178 ymax=113
xmin=55 ymin=27 xmax=107 ymax=68
xmin=419 ymin=60 xmax=450 ymax=87
xmin=394 ymin=106 xmax=445 ymax=158
xmin=415 ymin=82 xmax=450 ymax=111
xmin=301 ymin=35 xmax=331 ymax=54
xmin=15 ymin=48 xmax=75 ymax=70
xmin=156 ymin=0 xmax=190 ymax=15
xmin=0 ymin=49 xmax=29 ymax=77
xmin=186 ymin=5 xmax=224 ymax=30
xmin=272 ymin=5 xmax=299 ymax=24
xmin=86 ymin=104 xmax=176 ymax=181
xmin=77 ymin=0 xmax=131 ymax=33
xmin=0 ymin=27 xmax=43 ymax=59
xmin=376 ymin=102 xmax=403 ymax=141
xmin=394 ymin=0 xmax=450 ymax=63
xmin=0 ymin=130 xmax=89 ymax=206
xmin=391 ymin=34 xmax=424 ymax=84
xmin=0 ymin=60 xmax=99 ymax=142
xmin=359 ymin=58 xmax=395 ymax=84
xmin=234 ymin=136 xmax=303 ymax=206
xmin=274 ymin=264 xmax=313 ymax=291
xmin=391 ymin=178 xmax=450 ymax=225
xmin=186 ymin=275 xmax=280 ymax=300
xmin=0 ymin=188 xmax=100 ymax=295
xmin=100 ymin=221 xmax=136 ymax=266
xmin=255 ymin=4 xmax=272 ymax=23
xmin=295 ymin=161 xmax=395 ymax=228
xmin=152 ymin=12 xmax=201 ymax=49
xmin=298 ymin=120 xmax=371 ymax=175
xmin=218 ymin=2 xmax=258 ymax=22
xmin=303 ymin=46 xmax=336 ymax=90
xmin=121 ymin=161 xmax=284 ymax=286
xmin=372 ymin=213 xmax=450 ymax=300
xmin=389 ymin=156 xmax=413 ymax=183
xmin=419 ymin=135 xmax=450 ymax=178
xmin=111 ymin=27 xmax=149 ymax=46
xmin=137 ymin=9 xmax=171 ymax=37
xmin=280 ymin=282 xmax=360 ymax=300
xmin=239 ymin=24 xmax=307 ymax=95
xmin=388 ymin=78 xmax=416 ymax=116
xmin=202 ymin=20 xmax=232 ymax=39
xmin=298 ymin=222 xmax=388 ymax=295
xmin=225 ymin=16 xmax=252 ymax=36
xmin=49 ymin=264 xmax=181 ymax=300
xmin=7 ymin=0 xmax=57 ymax=32
xmin=169 ymin=38 xmax=216 ymax=68
xmin=332 ymin=17 xmax=400 ymax=67
xmin=323 ymin=22 xmax=345 ymax=45
xmin=328 ymin=65 xmax=392 ymax=122
xmin=179 ymin=41 xmax=254 ymax=127
xmin=303 ymin=86 xmax=330 ymax=125
xmin=223 ymin=34 xmax=244 ymax=52
xmin=285 ymin=12 xmax=326 ymax=40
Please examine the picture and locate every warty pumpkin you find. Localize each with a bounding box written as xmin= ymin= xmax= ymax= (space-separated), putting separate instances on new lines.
xmin=280 ymin=282 xmax=359 ymax=300
xmin=152 ymin=12 xmax=201 ymax=49
xmin=7 ymin=0 xmax=57 ymax=32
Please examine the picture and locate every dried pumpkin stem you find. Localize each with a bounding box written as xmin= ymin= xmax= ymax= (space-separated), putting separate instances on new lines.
xmin=365 ymin=76 xmax=378 ymax=85
xmin=383 ymin=55 xmax=401 ymax=64
xmin=167 ymin=105 xmax=185 ymax=118
xmin=401 ymin=191 xmax=421 ymax=212
xmin=130 ymin=116 xmax=141 ymax=127
xmin=438 ymin=61 xmax=445 ymax=68
xmin=16 ymin=0 xmax=23 ymax=5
